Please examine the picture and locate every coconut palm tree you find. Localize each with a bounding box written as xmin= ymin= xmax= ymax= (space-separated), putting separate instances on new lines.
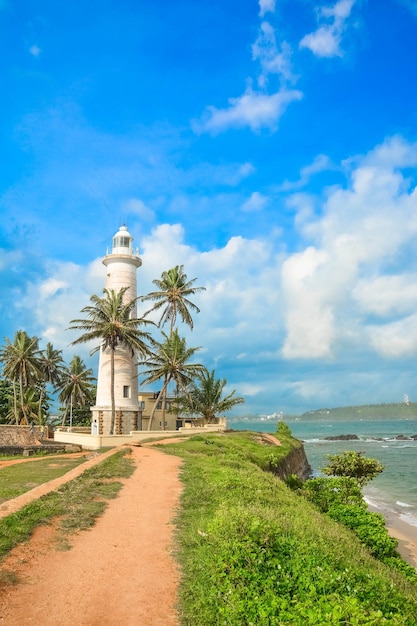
xmin=37 ymin=342 xmax=65 ymax=424
xmin=139 ymin=329 xmax=205 ymax=430
xmin=6 ymin=387 xmax=40 ymax=425
xmin=142 ymin=265 xmax=205 ymax=421
xmin=57 ymin=355 xmax=96 ymax=427
xmin=175 ymin=368 xmax=245 ymax=423
xmin=142 ymin=265 xmax=205 ymax=331
xmin=68 ymin=288 xmax=153 ymax=434
xmin=0 ymin=331 xmax=42 ymax=424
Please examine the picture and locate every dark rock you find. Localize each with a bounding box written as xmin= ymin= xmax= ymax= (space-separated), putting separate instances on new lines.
xmin=323 ymin=434 xmax=359 ymax=441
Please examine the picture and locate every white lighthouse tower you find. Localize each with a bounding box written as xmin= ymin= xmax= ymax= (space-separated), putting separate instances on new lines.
xmin=91 ymin=225 xmax=142 ymax=435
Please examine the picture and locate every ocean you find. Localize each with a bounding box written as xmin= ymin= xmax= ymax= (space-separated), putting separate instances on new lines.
xmin=230 ymin=416 xmax=417 ymax=530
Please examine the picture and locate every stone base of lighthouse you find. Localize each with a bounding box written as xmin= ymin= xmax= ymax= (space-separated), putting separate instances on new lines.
xmin=91 ymin=407 xmax=142 ymax=435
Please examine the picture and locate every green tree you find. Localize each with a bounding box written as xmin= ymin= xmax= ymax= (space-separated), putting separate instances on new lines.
xmin=0 ymin=378 xmax=15 ymax=424
xmin=175 ymin=368 xmax=245 ymax=423
xmin=0 ymin=331 xmax=42 ymax=424
xmin=56 ymin=355 xmax=96 ymax=427
xmin=7 ymin=387 xmax=40 ymax=425
xmin=139 ymin=329 xmax=205 ymax=430
xmin=142 ymin=264 xmax=205 ymax=331
xmin=37 ymin=342 xmax=65 ymax=424
xmin=69 ymin=288 xmax=153 ymax=434
xmin=141 ymin=265 xmax=206 ymax=421
xmin=58 ymin=384 xmax=97 ymax=427
xmin=322 ymin=450 xmax=384 ymax=487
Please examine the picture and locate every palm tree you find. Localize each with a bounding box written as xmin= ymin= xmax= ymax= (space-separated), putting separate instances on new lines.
xmin=37 ymin=342 xmax=65 ymax=424
xmin=139 ymin=329 xmax=205 ymax=430
xmin=0 ymin=331 xmax=42 ymax=424
xmin=57 ymin=355 xmax=96 ymax=427
xmin=7 ymin=387 xmax=40 ymax=425
xmin=175 ymin=368 xmax=245 ymax=423
xmin=142 ymin=265 xmax=205 ymax=331
xmin=142 ymin=265 xmax=206 ymax=421
xmin=68 ymin=288 xmax=153 ymax=434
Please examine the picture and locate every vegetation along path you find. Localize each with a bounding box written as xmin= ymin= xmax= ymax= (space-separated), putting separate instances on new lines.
xmin=0 ymin=445 xmax=183 ymax=625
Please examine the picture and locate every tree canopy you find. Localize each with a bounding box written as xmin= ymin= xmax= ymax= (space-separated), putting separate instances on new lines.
xmin=321 ymin=450 xmax=384 ymax=487
xmin=174 ymin=368 xmax=245 ymax=423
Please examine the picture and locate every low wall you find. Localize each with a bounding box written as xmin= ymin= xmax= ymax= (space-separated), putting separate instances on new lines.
xmin=54 ymin=424 xmax=226 ymax=450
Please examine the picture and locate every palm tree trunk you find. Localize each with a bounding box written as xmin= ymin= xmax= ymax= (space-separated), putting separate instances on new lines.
xmin=19 ymin=377 xmax=24 ymax=425
xmin=110 ymin=348 xmax=116 ymax=435
xmin=61 ymin=403 xmax=69 ymax=427
xmin=147 ymin=379 xmax=170 ymax=431
xmin=12 ymin=381 xmax=18 ymax=425
xmin=161 ymin=373 xmax=168 ymax=430
xmin=38 ymin=385 xmax=44 ymax=424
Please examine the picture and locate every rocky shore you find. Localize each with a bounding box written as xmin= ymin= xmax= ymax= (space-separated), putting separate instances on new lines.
xmin=322 ymin=433 xmax=417 ymax=441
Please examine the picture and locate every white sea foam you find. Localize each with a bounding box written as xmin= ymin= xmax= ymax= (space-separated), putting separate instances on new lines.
xmin=399 ymin=512 xmax=417 ymax=528
xmin=364 ymin=496 xmax=382 ymax=510
xmin=396 ymin=501 xmax=413 ymax=508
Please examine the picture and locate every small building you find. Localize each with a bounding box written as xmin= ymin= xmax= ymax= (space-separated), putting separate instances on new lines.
xmin=139 ymin=391 xmax=214 ymax=431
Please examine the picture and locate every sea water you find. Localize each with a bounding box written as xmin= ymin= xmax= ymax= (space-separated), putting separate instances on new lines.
xmin=230 ymin=417 xmax=417 ymax=528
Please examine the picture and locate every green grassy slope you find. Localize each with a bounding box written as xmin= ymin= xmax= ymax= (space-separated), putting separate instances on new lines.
xmin=159 ymin=431 xmax=417 ymax=625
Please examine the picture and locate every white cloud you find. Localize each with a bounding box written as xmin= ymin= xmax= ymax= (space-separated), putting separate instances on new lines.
xmin=281 ymin=135 xmax=417 ymax=360
xmin=29 ymin=45 xmax=41 ymax=57
xmin=299 ymin=0 xmax=356 ymax=58
xmin=279 ymin=154 xmax=333 ymax=191
xmin=241 ymin=191 xmax=268 ymax=212
xmin=259 ymin=0 xmax=276 ymax=17
xmin=238 ymin=382 xmax=264 ymax=396
xmin=281 ymin=247 xmax=336 ymax=359
xmin=123 ymin=198 xmax=155 ymax=221
xmin=194 ymin=9 xmax=301 ymax=134
xmin=17 ymin=258 xmax=104 ymax=357
xmin=39 ymin=278 xmax=67 ymax=298
xmin=252 ymin=22 xmax=294 ymax=86
xmin=368 ymin=315 xmax=417 ymax=357
xmin=194 ymin=87 xmax=303 ymax=134
xmin=353 ymin=275 xmax=417 ymax=317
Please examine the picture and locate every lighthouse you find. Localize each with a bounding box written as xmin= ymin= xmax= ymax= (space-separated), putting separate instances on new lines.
xmin=91 ymin=225 xmax=142 ymax=435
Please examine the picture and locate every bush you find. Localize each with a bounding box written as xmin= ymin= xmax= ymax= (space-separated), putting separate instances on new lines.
xmin=322 ymin=450 xmax=384 ymax=486
xmin=302 ymin=476 xmax=364 ymax=512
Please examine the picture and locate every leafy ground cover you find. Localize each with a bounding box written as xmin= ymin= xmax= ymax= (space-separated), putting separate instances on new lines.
xmin=0 ymin=449 xmax=135 ymax=558
xmin=158 ymin=431 xmax=417 ymax=625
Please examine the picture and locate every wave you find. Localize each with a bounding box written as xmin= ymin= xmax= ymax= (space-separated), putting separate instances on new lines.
xmin=399 ymin=512 xmax=417 ymax=528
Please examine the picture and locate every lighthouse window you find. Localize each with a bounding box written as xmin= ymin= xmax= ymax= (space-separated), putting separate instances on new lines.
xmin=123 ymin=385 xmax=130 ymax=398
xmin=114 ymin=236 xmax=130 ymax=248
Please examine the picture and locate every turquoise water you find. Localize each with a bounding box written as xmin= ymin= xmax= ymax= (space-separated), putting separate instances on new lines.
xmin=230 ymin=417 xmax=417 ymax=528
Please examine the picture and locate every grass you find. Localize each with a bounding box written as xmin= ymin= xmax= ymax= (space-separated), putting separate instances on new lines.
xmin=0 ymin=449 xmax=135 ymax=563
xmin=0 ymin=456 xmax=91 ymax=503
xmin=158 ymin=431 xmax=417 ymax=625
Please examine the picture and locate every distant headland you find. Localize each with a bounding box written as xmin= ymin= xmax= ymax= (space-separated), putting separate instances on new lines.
xmin=230 ymin=402 xmax=417 ymax=423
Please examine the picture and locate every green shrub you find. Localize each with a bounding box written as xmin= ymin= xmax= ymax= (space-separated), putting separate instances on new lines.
xmin=303 ymin=476 xmax=364 ymax=512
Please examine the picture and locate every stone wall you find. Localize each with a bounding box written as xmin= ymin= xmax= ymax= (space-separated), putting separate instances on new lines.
xmin=0 ymin=425 xmax=41 ymax=447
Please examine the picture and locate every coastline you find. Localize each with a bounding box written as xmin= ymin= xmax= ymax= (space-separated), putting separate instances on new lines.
xmin=368 ymin=503 xmax=417 ymax=569
xmin=386 ymin=512 xmax=417 ymax=569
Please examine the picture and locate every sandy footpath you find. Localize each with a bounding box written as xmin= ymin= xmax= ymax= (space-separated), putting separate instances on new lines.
xmin=0 ymin=446 xmax=183 ymax=625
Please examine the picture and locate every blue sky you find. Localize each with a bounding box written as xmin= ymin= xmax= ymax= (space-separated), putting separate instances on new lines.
xmin=1 ymin=0 xmax=417 ymax=416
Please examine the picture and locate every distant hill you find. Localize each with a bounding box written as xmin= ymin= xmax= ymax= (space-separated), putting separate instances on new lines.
xmin=300 ymin=402 xmax=417 ymax=420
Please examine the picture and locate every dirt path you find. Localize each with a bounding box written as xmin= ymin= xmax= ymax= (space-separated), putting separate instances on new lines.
xmin=0 ymin=445 xmax=183 ymax=625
